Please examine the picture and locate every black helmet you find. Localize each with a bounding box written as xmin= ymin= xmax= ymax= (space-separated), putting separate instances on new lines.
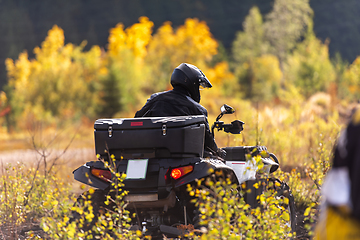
xmin=170 ymin=63 xmax=212 ymax=103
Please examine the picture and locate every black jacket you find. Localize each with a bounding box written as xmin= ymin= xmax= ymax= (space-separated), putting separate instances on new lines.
xmin=134 ymin=86 xmax=218 ymax=154
xmin=333 ymin=108 xmax=360 ymax=220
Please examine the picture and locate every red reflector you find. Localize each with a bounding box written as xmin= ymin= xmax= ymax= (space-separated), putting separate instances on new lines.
xmin=131 ymin=122 xmax=143 ymax=126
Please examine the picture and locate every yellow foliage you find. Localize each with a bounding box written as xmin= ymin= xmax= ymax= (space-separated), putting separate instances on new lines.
xmin=176 ymin=18 xmax=217 ymax=66
xmin=285 ymin=34 xmax=335 ymax=97
xmin=34 ymin=25 xmax=64 ymax=59
xmin=206 ymin=62 xmax=234 ymax=85
xmin=5 ymin=25 xmax=105 ymax=126
xmin=344 ymin=56 xmax=360 ymax=94
xmin=202 ymin=62 xmax=238 ymax=101
xmin=108 ymin=16 xmax=154 ymax=63
xmin=154 ymin=21 xmax=176 ymax=46
xmin=253 ymin=54 xmax=282 ymax=85
xmin=6 ymin=52 xmax=31 ymax=95
xmin=108 ymin=23 xmax=127 ymax=56
xmin=146 ymin=21 xmax=175 ymax=61
xmin=0 ymin=91 xmax=7 ymax=108
xmin=126 ymin=16 xmax=154 ymax=61
xmin=235 ymin=54 xmax=282 ymax=101
xmin=4 ymin=17 xmax=224 ymax=124
xmin=143 ymin=18 xmax=219 ymax=94
xmin=147 ymin=17 xmax=218 ymax=67
xmin=176 ymin=18 xmax=218 ymax=62
xmin=105 ymin=17 xmax=155 ymax=111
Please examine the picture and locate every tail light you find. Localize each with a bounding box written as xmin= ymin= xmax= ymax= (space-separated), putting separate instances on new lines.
xmin=91 ymin=168 xmax=112 ymax=182
xmin=170 ymin=165 xmax=194 ymax=180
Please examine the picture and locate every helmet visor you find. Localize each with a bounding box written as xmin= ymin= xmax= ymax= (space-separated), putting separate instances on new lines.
xmin=199 ymin=76 xmax=212 ymax=89
xmin=198 ymin=69 xmax=212 ymax=89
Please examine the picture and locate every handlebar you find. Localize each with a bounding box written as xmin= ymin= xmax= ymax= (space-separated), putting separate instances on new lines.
xmin=211 ymin=104 xmax=244 ymax=137
xmin=211 ymin=120 xmax=244 ymax=137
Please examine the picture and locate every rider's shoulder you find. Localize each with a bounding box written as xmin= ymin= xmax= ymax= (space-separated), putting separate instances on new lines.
xmin=148 ymin=91 xmax=169 ymax=100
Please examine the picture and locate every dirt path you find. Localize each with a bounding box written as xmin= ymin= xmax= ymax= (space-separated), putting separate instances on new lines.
xmin=0 ymin=148 xmax=97 ymax=169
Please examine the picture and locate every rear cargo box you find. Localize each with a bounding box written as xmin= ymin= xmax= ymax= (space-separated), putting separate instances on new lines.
xmin=94 ymin=115 xmax=206 ymax=160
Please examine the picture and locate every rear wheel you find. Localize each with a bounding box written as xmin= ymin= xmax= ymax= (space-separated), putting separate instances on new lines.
xmin=276 ymin=180 xmax=297 ymax=234
xmin=243 ymin=178 xmax=297 ymax=234
xmin=70 ymin=189 xmax=110 ymax=232
xmin=191 ymin=172 xmax=239 ymax=235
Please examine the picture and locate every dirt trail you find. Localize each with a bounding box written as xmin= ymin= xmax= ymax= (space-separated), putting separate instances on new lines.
xmin=0 ymin=148 xmax=97 ymax=169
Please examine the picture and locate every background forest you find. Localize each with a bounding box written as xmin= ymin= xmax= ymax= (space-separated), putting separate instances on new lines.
xmin=0 ymin=0 xmax=360 ymax=239
xmin=1 ymin=0 xmax=360 ymax=88
xmin=2 ymin=0 xmax=360 ymax=130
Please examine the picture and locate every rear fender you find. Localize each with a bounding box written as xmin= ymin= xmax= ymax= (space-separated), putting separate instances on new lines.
xmin=173 ymin=158 xmax=238 ymax=188
xmin=226 ymin=156 xmax=279 ymax=184
xmin=73 ymin=161 xmax=110 ymax=190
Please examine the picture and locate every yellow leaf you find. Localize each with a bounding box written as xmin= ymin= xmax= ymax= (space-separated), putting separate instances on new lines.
xmin=43 ymin=224 xmax=49 ymax=232
xmin=304 ymin=207 xmax=311 ymax=216
xmin=281 ymin=212 xmax=290 ymax=221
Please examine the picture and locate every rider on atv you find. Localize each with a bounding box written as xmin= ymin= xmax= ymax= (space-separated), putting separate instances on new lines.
xmin=134 ymin=63 xmax=224 ymax=158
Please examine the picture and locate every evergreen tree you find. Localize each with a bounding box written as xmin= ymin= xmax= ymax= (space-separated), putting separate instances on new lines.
xmin=97 ymin=68 xmax=122 ymax=118
xmin=264 ymin=0 xmax=313 ymax=69
xmin=232 ymin=6 xmax=269 ymax=65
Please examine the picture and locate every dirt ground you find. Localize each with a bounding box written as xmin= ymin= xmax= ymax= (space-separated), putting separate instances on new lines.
xmin=0 ymin=147 xmax=96 ymax=167
xmin=295 ymin=206 xmax=313 ymax=240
